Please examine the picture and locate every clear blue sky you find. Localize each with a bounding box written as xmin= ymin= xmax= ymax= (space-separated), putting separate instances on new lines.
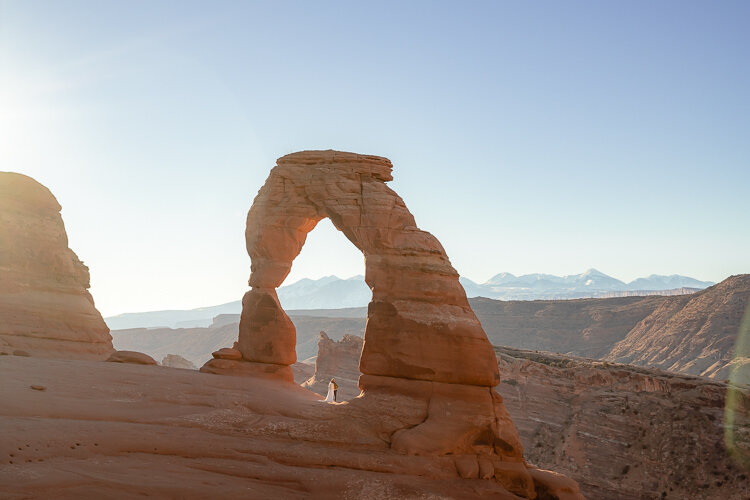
xmin=1 ymin=1 xmax=748 ymax=316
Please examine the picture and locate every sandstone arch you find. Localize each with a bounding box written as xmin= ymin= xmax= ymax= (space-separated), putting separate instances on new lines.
xmin=235 ymin=150 xmax=498 ymax=387
xmin=200 ymin=151 xmax=584 ymax=498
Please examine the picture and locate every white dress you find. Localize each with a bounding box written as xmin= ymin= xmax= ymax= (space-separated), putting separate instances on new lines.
xmin=324 ymin=381 xmax=335 ymax=402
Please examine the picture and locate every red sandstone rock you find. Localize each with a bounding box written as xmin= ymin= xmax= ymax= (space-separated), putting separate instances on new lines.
xmin=200 ymin=358 xmax=294 ymax=383
xmin=201 ymin=150 xmax=580 ymax=497
xmin=0 ymin=172 xmax=113 ymax=360
xmin=211 ymin=347 xmax=242 ymax=361
xmin=239 ymin=150 xmax=499 ymax=387
xmin=291 ymin=361 xmax=314 ymax=383
xmin=237 ymin=289 xmax=296 ymax=365
xmin=1 ymin=356 xmax=528 ymax=499
xmin=528 ymin=468 xmax=584 ymax=500
xmin=301 ymin=332 xmax=362 ymax=400
xmin=106 ymin=350 xmax=157 ymax=365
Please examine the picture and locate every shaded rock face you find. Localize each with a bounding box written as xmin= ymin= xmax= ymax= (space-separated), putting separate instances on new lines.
xmin=302 ymin=332 xmax=362 ymax=400
xmin=0 ymin=172 xmax=113 ymax=359
xmin=200 ymin=151 xmax=577 ymax=498
xmin=496 ymin=346 xmax=750 ymax=500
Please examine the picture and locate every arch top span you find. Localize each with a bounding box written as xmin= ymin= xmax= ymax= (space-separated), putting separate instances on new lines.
xmin=239 ymin=150 xmax=500 ymax=388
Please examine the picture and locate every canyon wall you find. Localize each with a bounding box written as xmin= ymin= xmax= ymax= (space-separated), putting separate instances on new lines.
xmin=497 ymin=345 xmax=750 ymax=499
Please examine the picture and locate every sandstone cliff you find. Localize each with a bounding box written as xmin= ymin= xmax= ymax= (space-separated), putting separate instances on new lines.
xmin=496 ymin=346 xmax=750 ymax=500
xmin=0 ymin=172 xmax=113 ymax=359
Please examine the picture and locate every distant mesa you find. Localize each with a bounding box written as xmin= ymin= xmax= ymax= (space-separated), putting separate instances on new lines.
xmin=0 ymin=172 xmax=113 ymax=359
xmin=201 ymin=150 xmax=581 ymax=498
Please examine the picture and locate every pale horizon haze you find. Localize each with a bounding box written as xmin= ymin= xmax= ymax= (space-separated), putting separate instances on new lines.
xmin=1 ymin=1 xmax=748 ymax=316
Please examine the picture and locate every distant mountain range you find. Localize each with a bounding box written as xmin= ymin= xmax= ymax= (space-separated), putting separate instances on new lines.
xmin=104 ymin=269 xmax=714 ymax=330
xmin=460 ymin=269 xmax=714 ymax=300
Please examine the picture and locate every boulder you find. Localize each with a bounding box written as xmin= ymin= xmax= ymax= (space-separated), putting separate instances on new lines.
xmin=106 ymin=350 xmax=157 ymax=365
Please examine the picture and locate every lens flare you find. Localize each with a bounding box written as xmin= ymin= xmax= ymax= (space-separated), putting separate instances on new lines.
xmin=725 ymin=301 xmax=750 ymax=468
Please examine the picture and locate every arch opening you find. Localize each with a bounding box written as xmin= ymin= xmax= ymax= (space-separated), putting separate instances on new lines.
xmin=280 ymin=218 xmax=370 ymax=402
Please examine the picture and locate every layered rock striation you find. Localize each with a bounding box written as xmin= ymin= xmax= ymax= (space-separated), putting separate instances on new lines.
xmin=496 ymin=346 xmax=750 ymax=500
xmin=202 ymin=150 xmax=581 ymax=498
xmin=0 ymin=172 xmax=112 ymax=359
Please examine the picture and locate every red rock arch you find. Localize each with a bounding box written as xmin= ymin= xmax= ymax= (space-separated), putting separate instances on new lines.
xmin=237 ymin=150 xmax=499 ymax=388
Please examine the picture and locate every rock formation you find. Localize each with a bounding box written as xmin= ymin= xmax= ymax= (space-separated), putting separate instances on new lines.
xmin=496 ymin=346 xmax=750 ymax=499
xmin=202 ymin=150 xmax=580 ymax=498
xmin=301 ymin=332 xmax=362 ymax=400
xmin=160 ymin=354 xmax=197 ymax=370
xmin=106 ymin=350 xmax=157 ymax=365
xmin=0 ymin=172 xmax=113 ymax=359
xmin=283 ymin=332 xmax=750 ymax=499
xmin=2 ymin=355 xmax=579 ymax=499
xmin=605 ymin=274 xmax=750 ymax=382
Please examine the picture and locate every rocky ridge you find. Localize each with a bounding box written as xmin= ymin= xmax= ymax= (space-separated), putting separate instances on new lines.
xmin=605 ymin=274 xmax=750 ymax=381
xmin=496 ymin=345 xmax=750 ymax=499
xmin=0 ymin=172 xmax=113 ymax=359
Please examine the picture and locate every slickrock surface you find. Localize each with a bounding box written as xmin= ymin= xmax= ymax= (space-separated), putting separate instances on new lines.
xmin=496 ymin=346 xmax=750 ymax=500
xmin=202 ymin=150 xmax=580 ymax=498
xmin=302 ymin=332 xmax=363 ymax=400
xmin=0 ymin=172 xmax=113 ymax=359
xmin=2 ymin=356 xmax=573 ymax=499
